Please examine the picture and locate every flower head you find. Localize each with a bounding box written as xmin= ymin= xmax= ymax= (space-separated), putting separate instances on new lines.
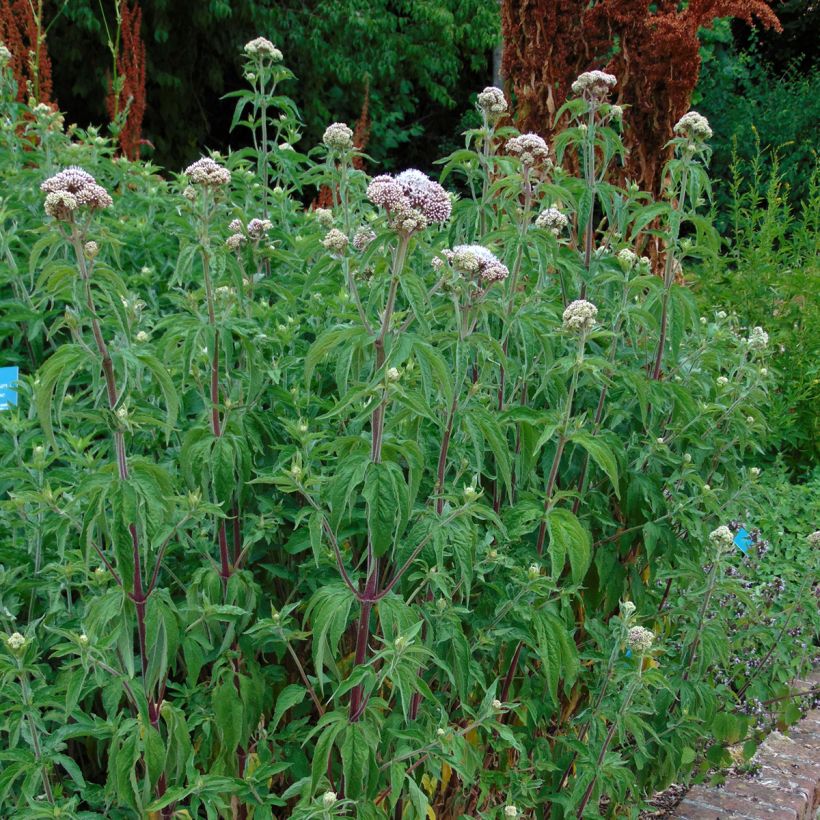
xmin=535 ymin=207 xmax=568 ymax=236
xmin=0 ymin=43 xmax=11 ymax=66
xmin=627 ymin=626 xmax=654 ymax=654
xmin=321 ymin=790 xmax=337 ymax=808
xmin=617 ymin=248 xmax=638 ymax=269
xmin=506 ymin=133 xmax=550 ymax=167
xmin=314 ymin=207 xmax=333 ymax=228
xmin=323 ymin=122 xmax=354 ymax=151
xmin=747 ymin=326 xmax=769 ymax=351
xmin=244 ymin=37 xmax=283 ymax=61
xmin=807 ymin=531 xmax=820 ymax=547
xmin=184 ymin=157 xmax=231 ymax=187
xmin=41 ymin=167 xmax=112 ymax=220
xmin=366 ymin=170 xmax=451 ymax=233
xmin=674 ymin=111 xmax=712 ymax=142
xmin=620 ymin=600 xmax=636 ymax=619
xmin=709 ymin=525 xmax=734 ymax=550
xmin=5 ymin=632 xmax=25 ymax=653
xmin=476 ymin=86 xmax=508 ymax=117
xmin=504 ymin=807 xmax=519 ymax=818
xmin=226 ymin=233 xmax=246 ymax=251
xmin=571 ymin=70 xmax=617 ymax=101
xmin=562 ymin=299 xmax=598 ymax=333
xmin=449 ymin=244 xmax=509 ymax=284
xmin=246 ymin=218 xmax=272 ymax=239
xmin=322 ymin=228 xmax=349 ymax=254
xmin=353 ymin=226 xmax=376 ymax=251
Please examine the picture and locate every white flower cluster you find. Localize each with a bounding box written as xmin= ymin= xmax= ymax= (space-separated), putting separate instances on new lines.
xmin=226 ymin=216 xmax=271 ymax=250
xmin=476 ymin=86 xmax=508 ymax=117
xmin=244 ymin=37 xmax=283 ymax=61
xmin=747 ymin=326 xmax=769 ymax=350
xmin=5 ymin=632 xmax=25 ymax=652
xmin=444 ymin=245 xmax=509 ymax=284
xmin=535 ymin=207 xmax=568 ymax=235
xmin=709 ymin=525 xmax=734 ymax=550
xmin=674 ymin=111 xmax=713 ymax=142
xmin=571 ymin=70 xmax=617 ymax=100
xmin=617 ymin=248 xmax=638 ymax=268
xmin=0 ymin=43 xmax=11 ymax=66
xmin=41 ymin=167 xmax=113 ymax=221
xmin=322 ymin=228 xmax=349 ymax=254
xmin=314 ymin=207 xmax=333 ymax=228
xmin=627 ymin=626 xmax=655 ymax=654
xmin=323 ymin=122 xmax=354 ymax=151
xmin=506 ymin=133 xmax=550 ymax=167
xmin=352 ymin=226 xmax=376 ymax=251
xmin=366 ymin=169 xmax=451 ymax=233
xmin=562 ymin=299 xmax=598 ymax=333
xmin=226 ymin=233 xmax=246 ymax=251
xmin=185 ymin=157 xmax=231 ymax=187
xmin=807 ymin=531 xmax=820 ymax=547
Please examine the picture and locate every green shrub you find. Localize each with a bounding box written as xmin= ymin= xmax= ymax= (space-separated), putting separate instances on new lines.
xmin=694 ymin=141 xmax=820 ymax=473
xmin=0 ymin=45 xmax=817 ymax=818
xmin=694 ymin=19 xmax=820 ymax=214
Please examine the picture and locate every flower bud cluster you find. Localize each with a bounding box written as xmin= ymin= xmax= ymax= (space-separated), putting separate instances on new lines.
xmin=184 ymin=157 xmax=231 ymax=187
xmin=244 ymin=37 xmax=283 ymax=61
xmin=353 ymin=226 xmax=376 ymax=251
xmin=42 ymin=167 xmax=112 ymax=220
xmin=506 ymin=133 xmax=550 ymax=168
xmin=535 ymin=207 xmax=568 ymax=235
xmin=626 ymin=625 xmax=654 ymax=654
xmin=476 ymin=86 xmax=508 ymax=117
xmin=322 ymin=122 xmax=354 ymax=151
xmin=709 ymin=525 xmax=734 ymax=551
xmin=674 ymin=111 xmax=713 ymax=142
xmin=562 ymin=299 xmax=598 ymax=333
xmin=366 ymin=169 xmax=451 ymax=233
xmin=747 ymin=326 xmax=769 ymax=350
xmin=571 ymin=70 xmax=617 ymax=101
xmin=322 ymin=228 xmax=349 ymax=254
xmin=445 ymin=244 xmax=509 ymax=284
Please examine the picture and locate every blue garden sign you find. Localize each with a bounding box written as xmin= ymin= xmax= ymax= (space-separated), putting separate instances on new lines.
xmin=734 ymin=527 xmax=752 ymax=554
xmin=0 ymin=366 xmax=19 ymax=410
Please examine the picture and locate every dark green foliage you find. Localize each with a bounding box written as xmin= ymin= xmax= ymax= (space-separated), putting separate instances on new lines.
xmin=47 ymin=0 xmax=498 ymax=170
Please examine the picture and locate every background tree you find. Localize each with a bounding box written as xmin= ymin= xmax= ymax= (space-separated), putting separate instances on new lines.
xmin=500 ymin=0 xmax=781 ymax=195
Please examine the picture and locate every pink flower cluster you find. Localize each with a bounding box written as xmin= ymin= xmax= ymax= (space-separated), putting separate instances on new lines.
xmin=366 ymin=169 xmax=451 ymax=234
xmin=184 ymin=157 xmax=231 ymax=186
xmin=41 ymin=167 xmax=112 ymax=220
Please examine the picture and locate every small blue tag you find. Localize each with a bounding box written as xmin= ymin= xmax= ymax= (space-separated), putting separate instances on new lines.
xmin=734 ymin=527 xmax=752 ymax=554
xmin=0 ymin=366 xmax=19 ymax=410
xmin=625 ymin=648 xmax=632 ymax=658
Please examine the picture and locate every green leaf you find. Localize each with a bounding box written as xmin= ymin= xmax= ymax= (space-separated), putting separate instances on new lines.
xmin=546 ymin=508 xmax=591 ymax=583
xmin=271 ymin=684 xmax=306 ymax=732
xmin=569 ymin=431 xmax=621 ymax=499
xmin=363 ymin=461 xmax=396 ymax=558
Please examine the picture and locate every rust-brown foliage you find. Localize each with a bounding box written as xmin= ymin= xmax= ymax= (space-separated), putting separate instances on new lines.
xmin=106 ymin=0 xmax=146 ymax=160
xmin=0 ymin=0 xmax=53 ymax=103
xmin=501 ymin=0 xmax=781 ymax=194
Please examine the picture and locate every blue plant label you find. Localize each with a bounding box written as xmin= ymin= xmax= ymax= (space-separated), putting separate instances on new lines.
xmin=0 ymin=366 xmax=19 ymax=410
xmin=734 ymin=527 xmax=752 ymax=554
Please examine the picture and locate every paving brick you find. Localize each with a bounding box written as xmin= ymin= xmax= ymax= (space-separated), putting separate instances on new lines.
xmin=673 ymin=673 xmax=820 ymax=819
xmin=680 ymin=785 xmax=799 ymax=818
xmin=675 ymin=798 xmax=726 ymax=819
xmin=718 ymin=778 xmax=808 ymax=818
xmin=757 ymin=765 xmax=817 ymax=808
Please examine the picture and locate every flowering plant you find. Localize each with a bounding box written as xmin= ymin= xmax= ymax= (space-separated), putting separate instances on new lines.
xmin=0 ymin=42 xmax=816 ymax=819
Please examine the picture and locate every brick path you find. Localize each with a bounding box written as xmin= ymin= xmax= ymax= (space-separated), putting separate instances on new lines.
xmin=673 ymin=670 xmax=820 ymax=819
